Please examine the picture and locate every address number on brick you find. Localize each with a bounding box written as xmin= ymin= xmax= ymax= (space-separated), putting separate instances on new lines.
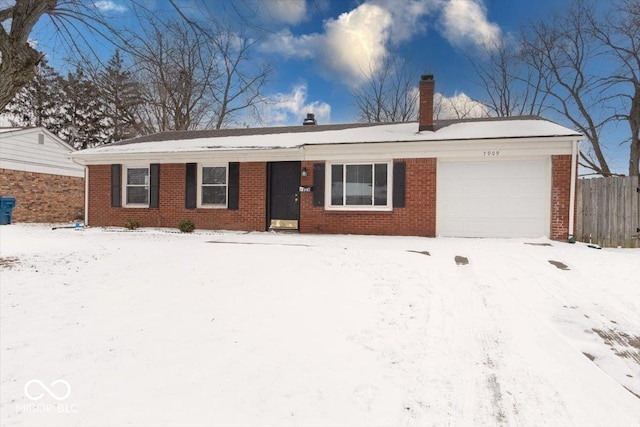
xmin=483 ymin=150 xmax=500 ymax=157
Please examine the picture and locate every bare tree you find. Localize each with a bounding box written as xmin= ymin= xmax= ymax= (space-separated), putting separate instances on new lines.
xmin=587 ymin=0 xmax=640 ymax=176
xmin=470 ymin=35 xmax=548 ymax=117
xmin=207 ymin=24 xmax=270 ymax=129
xmin=133 ymin=19 xmax=218 ymax=132
xmin=0 ymin=0 xmax=270 ymax=113
xmin=129 ymin=14 xmax=270 ymax=133
xmin=521 ymin=1 xmax=615 ymax=175
xmin=352 ymin=57 xmax=419 ymax=123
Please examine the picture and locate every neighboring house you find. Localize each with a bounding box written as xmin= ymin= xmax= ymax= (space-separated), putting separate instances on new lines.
xmin=72 ymin=76 xmax=582 ymax=239
xmin=0 ymin=127 xmax=84 ymax=223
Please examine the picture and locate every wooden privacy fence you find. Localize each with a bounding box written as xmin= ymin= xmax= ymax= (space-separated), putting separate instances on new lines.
xmin=576 ymin=176 xmax=640 ymax=248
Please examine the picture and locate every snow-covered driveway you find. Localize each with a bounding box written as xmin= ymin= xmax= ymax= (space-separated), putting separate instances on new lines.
xmin=1 ymin=224 xmax=639 ymax=427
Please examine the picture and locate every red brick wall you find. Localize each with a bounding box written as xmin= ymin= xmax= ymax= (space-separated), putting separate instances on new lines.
xmin=299 ymin=158 xmax=437 ymax=237
xmin=0 ymin=168 xmax=84 ymax=223
xmin=87 ymin=163 xmax=266 ymax=231
xmin=87 ymin=156 xmax=574 ymax=239
xmin=551 ymin=155 xmax=576 ymax=240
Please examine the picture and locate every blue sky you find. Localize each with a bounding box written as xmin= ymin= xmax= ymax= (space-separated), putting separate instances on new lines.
xmin=21 ymin=0 xmax=631 ymax=173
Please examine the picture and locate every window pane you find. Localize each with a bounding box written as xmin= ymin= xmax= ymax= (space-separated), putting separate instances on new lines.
xmin=127 ymin=168 xmax=148 ymax=185
xmin=331 ymin=164 xmax=344 ymax=205
xmin=374 ymin=164 xmax=388 ymax=206
xmin=203 ymin=167 xmax=226 ymax=185
xmin=127 ymin=186 xmax=149 ymax=204
xmin=202 ymin=186 xmax=226 ymax=205
xmin=345 ymin=164 xmax=372 ymax=205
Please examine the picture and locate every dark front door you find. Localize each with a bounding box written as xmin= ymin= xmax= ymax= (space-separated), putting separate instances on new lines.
xmin=268 ymin=161 xmax=301 ymax=230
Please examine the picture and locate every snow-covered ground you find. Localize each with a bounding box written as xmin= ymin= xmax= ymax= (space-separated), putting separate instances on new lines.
xmin=1 ymin=224 xmax=638 ymax=427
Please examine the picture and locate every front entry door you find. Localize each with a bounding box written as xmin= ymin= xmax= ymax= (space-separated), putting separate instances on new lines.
xmin=268 ymin=162 xmax=301 ymax=230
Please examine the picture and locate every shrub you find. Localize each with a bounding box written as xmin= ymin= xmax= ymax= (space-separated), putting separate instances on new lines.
xmin=178 ymin=219 xmax=195 ymax=233
xmin=124 ymin=220 xmax=140 ymax=230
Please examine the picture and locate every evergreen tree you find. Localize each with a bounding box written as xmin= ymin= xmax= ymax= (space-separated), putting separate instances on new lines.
xmin=59 ymin=68 xmax=107 ymax=149
xmin=99 ymin=50 xmax=143 ymax=143
xmin=3 ymin=59 xmax=65 ymax=128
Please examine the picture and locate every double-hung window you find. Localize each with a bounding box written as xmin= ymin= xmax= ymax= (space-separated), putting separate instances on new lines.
xmin=199 ymin=165 xmax=227 ymax=207
xmin=328 ymin=162 xmax=391 ymax=210
xmin=125 ymin=167 xmax=149 ymax=206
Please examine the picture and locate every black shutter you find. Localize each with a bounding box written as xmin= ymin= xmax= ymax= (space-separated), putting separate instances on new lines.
xmin=393 ymin=161 xmax=406 ymax=208
xmin=313 ymin=163 xmax=325 ymax=207
xmin=149 ymin=163 xmax=160 ymax=208
xmin=185 ymin=163 xmax=197 ymax=209
xmin=111 ymin=164 xmax=121 ymax=207
xmin=228 ymin=162 xmax=239 ymax=210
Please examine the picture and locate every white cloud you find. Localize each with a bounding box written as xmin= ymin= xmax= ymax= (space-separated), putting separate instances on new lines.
xmin=439 ymin=0 xmax=501 ymax=50
xmin=370 ymin=0 xmax=439 ymax=43
xmin=320 ymin=3 xmax=392 ymax=85
xmin=260 ymin=29 xmax=315 ymax=59
xmin=260 ymin=0 xmax=502 ymax=87
xmin=261 ymin=3 xmax=392 ymax=87
xmin=257 ymin=0 xmax=307 ymax=25
xmin=261 ymin=84 xmax=331 ymax=126
xmin=94 ymin=1 xmax=127 ymax=13
xmin=435 ymin=92 xmax=489 ymax=119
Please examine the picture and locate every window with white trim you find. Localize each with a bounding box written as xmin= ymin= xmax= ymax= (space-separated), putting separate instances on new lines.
xmin=198 ymin=164 xmax=228 ymax=207
xmin=328 ymin=162 xmax=391 ymax=210
xmin=125 ymin=167 xmax=149 ymax=206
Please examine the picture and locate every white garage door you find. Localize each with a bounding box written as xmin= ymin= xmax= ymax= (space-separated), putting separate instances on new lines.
xmin=437 ymin=159 xmax=550 ymax=238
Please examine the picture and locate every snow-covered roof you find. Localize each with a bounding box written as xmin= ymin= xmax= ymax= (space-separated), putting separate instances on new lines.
xmin=73 ymin=117 xmax=581 ymax=159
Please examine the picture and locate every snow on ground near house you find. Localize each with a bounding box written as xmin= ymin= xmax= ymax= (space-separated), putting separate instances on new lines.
xmin=0 ymin=224 xmax=638 ymax=427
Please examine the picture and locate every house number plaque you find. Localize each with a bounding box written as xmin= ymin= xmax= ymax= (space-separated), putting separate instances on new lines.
xmin=483 ymin=150 xmax=500 ymax=157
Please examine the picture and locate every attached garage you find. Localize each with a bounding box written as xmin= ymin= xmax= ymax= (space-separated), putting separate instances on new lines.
xmin=437 ymin=159 xmax=551 ymax=238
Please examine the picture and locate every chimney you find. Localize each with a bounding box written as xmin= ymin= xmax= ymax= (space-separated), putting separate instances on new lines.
xmin=419 ymin=74 xmax=434 ymax=132
xmin=302 ymin=113 xmax=316 ymax=125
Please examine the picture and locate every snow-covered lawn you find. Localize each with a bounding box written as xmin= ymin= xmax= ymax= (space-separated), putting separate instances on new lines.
xmin=1 ymin=224 xmax=639 ymax=427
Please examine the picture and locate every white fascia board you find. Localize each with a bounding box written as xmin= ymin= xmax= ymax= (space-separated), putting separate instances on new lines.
xmin=71 ymin=136 xmax=577 ymax=165
xmin=0 ymin=159 xmax=85 ymax=177
xmin=72 ymin=147 xmax=305 ymax=165
xmin=302 ymin=137 xmax=576 ymax=161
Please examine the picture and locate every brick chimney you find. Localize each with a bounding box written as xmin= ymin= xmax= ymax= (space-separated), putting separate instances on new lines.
xmin=419 ymin=74 xmax=434 ymax=132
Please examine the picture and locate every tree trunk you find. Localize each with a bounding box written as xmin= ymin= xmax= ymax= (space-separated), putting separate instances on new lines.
xmin=0 ymin=41 xmax=42 ymax=110
xmin=0 ymin=0 xmax=58 ymax=110
xmin=629 ymin=85 xmax=640 ymax=177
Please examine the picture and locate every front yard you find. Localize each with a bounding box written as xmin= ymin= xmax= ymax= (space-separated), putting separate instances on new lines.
xmin=1 ymin=225 xmax=638 ymax=426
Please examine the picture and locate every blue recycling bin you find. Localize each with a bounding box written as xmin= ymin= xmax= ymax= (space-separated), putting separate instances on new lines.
xmin=0 ymin=196 xmax=16 ymax=225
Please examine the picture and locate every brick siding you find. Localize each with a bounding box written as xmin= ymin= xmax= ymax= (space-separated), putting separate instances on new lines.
xmin=299 ymin=158 xmax=437 ymax=237
xmin=87 ymin=163 xmax=266 ymax=231
xmin=0 ymin=168 xmax=84 ymax=223
xmin=551 ymin=154 xmax=576 ymax=240
xmin=87 ymin=156 xmax=574 ymax=240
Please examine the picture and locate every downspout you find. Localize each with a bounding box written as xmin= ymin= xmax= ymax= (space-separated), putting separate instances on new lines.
xmin=71 ymin=156 xmax=89 ymax=226
xmin=83 ymin=166 xmax=89 ymax=226
xmin=568 ymin=139 xmax=578 ymax=241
